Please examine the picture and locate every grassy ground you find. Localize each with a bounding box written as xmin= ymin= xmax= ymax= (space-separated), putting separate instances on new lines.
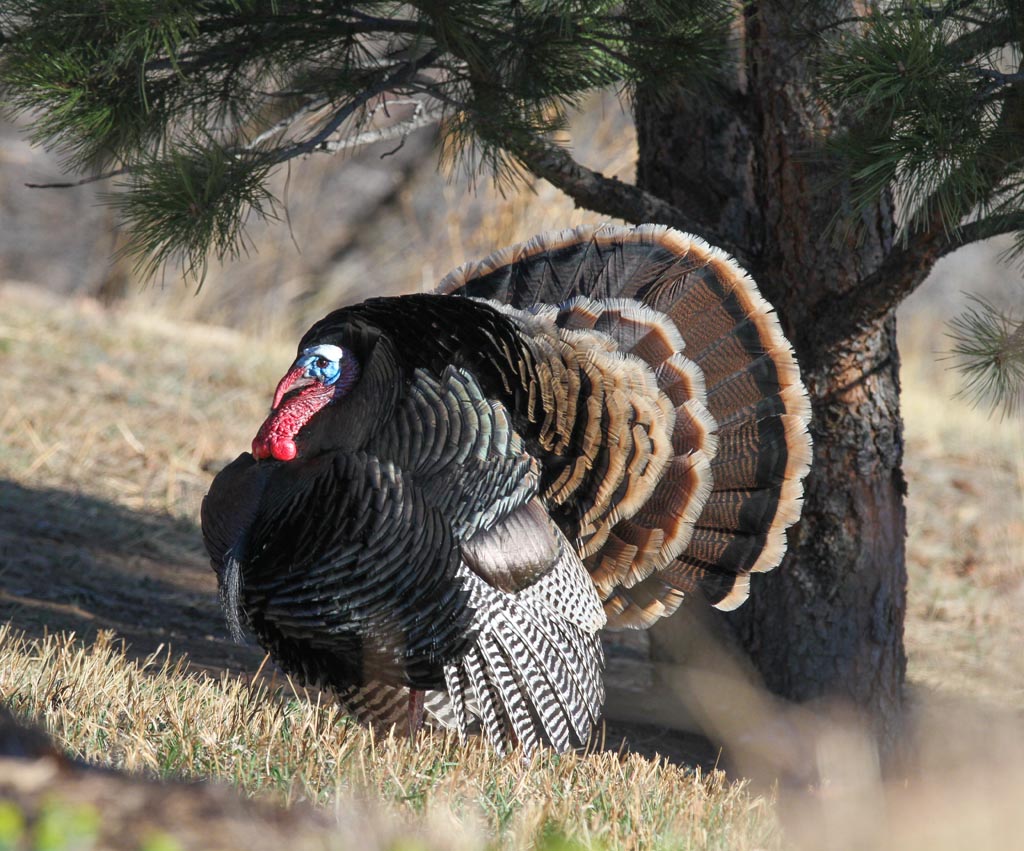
xmin=0 ymin=628 xmax=773 ymax=851
xmin=0 ymin=283 xmax=1022 ymax=850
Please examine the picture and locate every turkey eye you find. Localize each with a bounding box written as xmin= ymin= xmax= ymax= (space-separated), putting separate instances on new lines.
xmin=315 ymin=357 xmax=330 ymax=370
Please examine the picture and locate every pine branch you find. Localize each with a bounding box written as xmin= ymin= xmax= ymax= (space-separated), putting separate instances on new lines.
xmin=952 ymin=212 xmax=1024 ymax=246
xmin=244 ymin=97 xmax=333 ymax=150
xmin=25 ymin=167 xmax=127 ymax=189
xmin=23 ymin=99 xmax=442 ymax=187
xmin=947 ymin=18 xmax=1019 ymax=62
xmin=507 ymin=136 xmax=748 ymax=264
xmin=24 ymin=55 xmax=442 ymax=189
xmin=816 ymin=32 xmax=1024 ymax=348
xmin=812 ymin=210 xmax=944 ymax=349
xmin=975 ymin=69 xmax=1024 ymax=88
xmin=947 ymin=296 xmax=1024 ymax=417
xmin=817 ymin=205 xmax=1021 ymax=345
xmin=815 ymin=204 xmax=1024 ymax=351
xmin=916 ymin=0 xmax=985 ymax=24
xmin=319 ymin=99 xmax=443 ymax=154
xmin=0 ymin=0 xmax=754 ymax=279
xmin=261 ymin=49 xmax=441 ymax=164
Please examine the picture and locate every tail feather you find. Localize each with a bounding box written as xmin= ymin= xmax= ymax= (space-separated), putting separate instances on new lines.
xmin=604 ymin=577 xmax=685 ymax=628
xmin=695 ymin=487 xmax=788 ymax=535
xmin=703 ymin=348 xmax=801 ymax=420
xmin=716 ymin=383 xmax=811 ymax=430
xmin=439 ymin=223 xmax=811 ymax=624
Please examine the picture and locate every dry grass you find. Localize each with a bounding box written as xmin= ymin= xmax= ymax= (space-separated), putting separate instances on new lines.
xmin=0 ymin=626 xmax=778 ymax=851
xmin=0 ymin=284 xmax=289 ymax=521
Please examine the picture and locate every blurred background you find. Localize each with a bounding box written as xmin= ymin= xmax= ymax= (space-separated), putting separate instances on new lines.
xmin=3 ymin=92 xmax=1023 ymax=332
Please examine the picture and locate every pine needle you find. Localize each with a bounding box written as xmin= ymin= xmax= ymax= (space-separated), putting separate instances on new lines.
xmin=946 ymin=295 xmax=1024 ymax=418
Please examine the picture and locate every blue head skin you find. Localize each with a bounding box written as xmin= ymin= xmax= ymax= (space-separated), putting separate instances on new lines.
xmin=293 ymin=344 xmax=353 ymax=390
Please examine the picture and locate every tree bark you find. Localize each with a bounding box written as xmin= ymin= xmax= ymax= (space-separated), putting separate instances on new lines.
xmin=636 ymin=1 xmax=908 ymax=754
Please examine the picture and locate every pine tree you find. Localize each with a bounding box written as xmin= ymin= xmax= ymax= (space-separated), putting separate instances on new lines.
xmin=0 ymin=1 xmax=731 ymax=275
xmin=820 ymin=0 xmax=1024 ymax=418
xmin=3 ymin=0 xmax=1021 ymax=754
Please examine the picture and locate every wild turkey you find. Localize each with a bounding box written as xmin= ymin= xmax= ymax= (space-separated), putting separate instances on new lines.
xmin=201 ymin=223 xmax=812 ymax=753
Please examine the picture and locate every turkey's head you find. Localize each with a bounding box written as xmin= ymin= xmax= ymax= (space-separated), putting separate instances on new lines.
xmin=251 ymin=314 xmax=404 ymax=462
xmin=252 ymin=343 xmax=360 ymax=461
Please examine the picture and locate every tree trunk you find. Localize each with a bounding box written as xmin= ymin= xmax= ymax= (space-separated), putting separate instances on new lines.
xmin=634 ymin=2 xmax=908 ymax=753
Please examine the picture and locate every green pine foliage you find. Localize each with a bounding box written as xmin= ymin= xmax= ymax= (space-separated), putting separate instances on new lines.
xmin=821 ymin=0 xmax=1024 ymax=414
xmin=947 ymin=295 xmax=1024 ymax=416
xmin=110 ymin=142 xmax=280 ymax=282
xmin=822 ymin=1 xmax=1023 ymax=240
xmin=0 ymin=0 xmax=732 ymax=277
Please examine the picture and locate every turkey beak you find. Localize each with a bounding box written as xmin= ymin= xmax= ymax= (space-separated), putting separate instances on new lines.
xmin=271 ymin=365 xmax=316 ymax=410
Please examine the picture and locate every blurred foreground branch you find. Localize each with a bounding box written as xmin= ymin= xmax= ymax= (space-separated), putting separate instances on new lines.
xmin=947 ymin=296 xmax=1024 ymax=417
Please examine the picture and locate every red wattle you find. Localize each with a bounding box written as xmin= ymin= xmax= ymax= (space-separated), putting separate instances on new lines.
xmin=271 ymin=438 xmax=297 ymax=461
xmin=252 ymin=376 xmax=336 ymax=462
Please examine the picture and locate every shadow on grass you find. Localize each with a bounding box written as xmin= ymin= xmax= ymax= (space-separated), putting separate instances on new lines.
xmin=0 ymin=478 xmax=721 ymax=768
xmin=0 ymin=478 xmax=262 ymax=676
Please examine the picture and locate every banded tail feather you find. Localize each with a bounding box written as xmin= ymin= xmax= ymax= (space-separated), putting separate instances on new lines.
xmin=202 ymin=223 xmax=811 ymax=755
xmin=440 ymin=223 xmax=811 ymax=625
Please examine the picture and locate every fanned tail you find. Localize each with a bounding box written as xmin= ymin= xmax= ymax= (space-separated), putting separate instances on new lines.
xmin=439 ymin=223 xmax=812 ymax=625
